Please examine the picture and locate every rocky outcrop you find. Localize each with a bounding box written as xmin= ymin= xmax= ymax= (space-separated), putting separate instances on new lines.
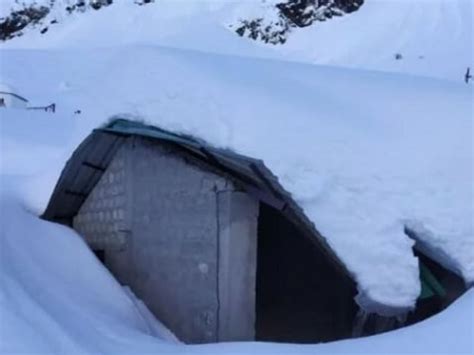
xmin=65 ymin=0 xmax=113 ymax=13
xmin=0 ymin=0 xmax=363 ymax=44
xmin=0 ymin=5 xmax=50 ymax=41
xmin=0 ymin=0 xmax=125 ymax=40
xmin=234 ymin=0 xmax=364 ymax=44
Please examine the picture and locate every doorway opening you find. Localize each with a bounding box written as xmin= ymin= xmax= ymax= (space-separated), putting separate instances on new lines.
xmin=255 ymin=203 xmax=358 ymax=343
xmin=93 ymin=249 xmax=105 ymax=264
xmin=405 ymin=249 xmax=467 ymax=325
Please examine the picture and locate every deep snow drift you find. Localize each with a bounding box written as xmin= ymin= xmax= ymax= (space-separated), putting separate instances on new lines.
xmin=1 ymin=191 xmax=473 ymax=353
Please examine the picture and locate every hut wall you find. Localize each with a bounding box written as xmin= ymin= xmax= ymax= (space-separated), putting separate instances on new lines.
xmin=73 ymin=137 xmax=258 ymax=343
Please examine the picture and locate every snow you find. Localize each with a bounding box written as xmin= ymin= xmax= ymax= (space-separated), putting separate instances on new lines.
xmin=0 ymin=83 xmax=19 ymax=93
xmin=0 ymin=0 xmax=473 ymax=352
xmin=1 ymin=193 xmax=473 ymax=353
xmin=280 ymin=0 xmax=473 ymax=81
xmin=2 ymin=1 xmax=472 ymax=81
xmin=0 ymin=0 xmax=281 ymax=60
xmin=0 ymin=193 xmax=180 ymax=354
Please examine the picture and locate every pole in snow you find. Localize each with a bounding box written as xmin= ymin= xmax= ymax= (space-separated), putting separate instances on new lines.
xmin=465 ymin=67 xmax=472 ymax=84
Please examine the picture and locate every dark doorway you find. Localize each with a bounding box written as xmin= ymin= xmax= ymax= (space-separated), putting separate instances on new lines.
xmin=255 ymin=203 xmax=358 ymax=343
xmin=93 ymin=249 xmax=106 ymax=264
xmin=405 ymin=250 xmax=467 ymax=326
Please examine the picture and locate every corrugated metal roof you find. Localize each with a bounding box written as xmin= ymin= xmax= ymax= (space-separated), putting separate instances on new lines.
xmin=43 ymin=130 xmax=126 ymax=221
xmin=42 ymin=118 xmax=353 ymax=281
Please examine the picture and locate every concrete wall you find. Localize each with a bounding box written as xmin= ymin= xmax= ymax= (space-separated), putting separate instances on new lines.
xmin=217 ymin=191 xmax=258 ymax=341
xmin=74 ymin=146 xmax=130 ymax=251
xmin=73 ymin=137 xmax=258 ymax=344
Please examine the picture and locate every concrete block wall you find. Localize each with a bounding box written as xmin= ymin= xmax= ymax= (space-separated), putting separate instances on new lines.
xmin=73 ymin=147 xmax=130 ymax=251
xmin=126 ymin=138 xmax=228 ymax=343
xmin=74 ymin=136 xmax=259 ymax=344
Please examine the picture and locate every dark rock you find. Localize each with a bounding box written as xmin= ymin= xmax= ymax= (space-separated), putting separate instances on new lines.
xmin=235 ymin=0 xmax=365 ymax=45
xmin=0 ymin=5 xmax=50 ymax=41
xmin=0 ymin=0 xmax=364 ymax=44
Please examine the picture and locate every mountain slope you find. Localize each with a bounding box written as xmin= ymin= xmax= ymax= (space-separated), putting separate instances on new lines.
xmin=279 ymin=0 xmax=473 ymax=81
xmin=0 ymin=0 xmax=365 ymax=43
xmin=1 ymin=0 xmax=472 ymax=80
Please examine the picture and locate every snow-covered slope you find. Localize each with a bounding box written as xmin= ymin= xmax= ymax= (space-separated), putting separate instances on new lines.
xmin=0 ymin=193 xmax=179 ymax=354
xmin=0 ymin=0 xmax=364 ymax=45
xmin=1 ymin=0 xmax=472 ymax=80
xmin=1 ymin=191 xmax=473 ymax=353
xmin=0 ymin=0 xmax=284 ymax=60
xmin=275 ymin=0 xmax=473 ymax=81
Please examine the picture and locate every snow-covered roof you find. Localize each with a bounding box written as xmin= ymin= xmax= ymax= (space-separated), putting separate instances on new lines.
xmin=0 ymin=83 xmax=28 ymax=102
xmin=43 ymin=117 xmax=353 ymax=285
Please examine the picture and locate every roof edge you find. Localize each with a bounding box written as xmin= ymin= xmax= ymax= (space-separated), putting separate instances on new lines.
xmin=0 ymin=91 xmax=29 ymax=102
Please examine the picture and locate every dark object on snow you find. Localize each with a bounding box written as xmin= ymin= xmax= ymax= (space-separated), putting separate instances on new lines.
xmin=28 ymin=103 xmax=56 ymax=113
xmin=74 ymin=110 xmax=82 ymax=114
xmin=90 ymin=0 xmax=113 ymax=11
xmin=235 ymin=0 xmax=364 ymax=45
xmin=395 ymin=53 xmax=403 ymax=60
xmin=278 ymin=0 xmax=364 ymax=27
xmin=465 ymin=67 xmax=472 ymax=84
xmin=136 ymin=0 xmax=154 ymax=5
xmin=0 ymin=5 xmax=49 ymax=41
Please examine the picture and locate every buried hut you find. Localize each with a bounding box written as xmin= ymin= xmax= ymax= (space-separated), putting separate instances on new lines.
xmin=0 ymin=83 xmax=28 ymax=109
xmin=43 ymin=119 xmax=467 ymax=344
